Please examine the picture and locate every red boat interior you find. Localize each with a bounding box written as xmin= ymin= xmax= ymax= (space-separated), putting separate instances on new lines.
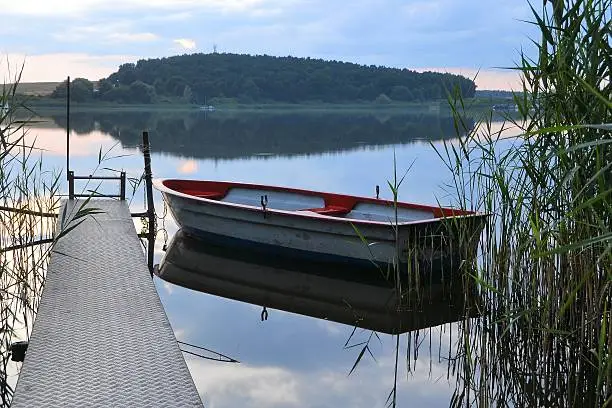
xmin=162 ymin=179 xmax=474 ymax=221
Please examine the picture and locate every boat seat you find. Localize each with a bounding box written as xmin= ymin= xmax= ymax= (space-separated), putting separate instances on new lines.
xmin=307 ymin=205 xmax=351 ymax=216
xmin=186 ymin=191 xmax=226 ymax=200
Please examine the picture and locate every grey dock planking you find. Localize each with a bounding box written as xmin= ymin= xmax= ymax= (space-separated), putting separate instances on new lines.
xmin=11 ymin=200 xmax=203 ymax=407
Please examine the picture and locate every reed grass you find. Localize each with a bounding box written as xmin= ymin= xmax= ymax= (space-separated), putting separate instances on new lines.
xmin=0 ymin=72 xmax=104 ymax=406
xmin=0 ymin=76 xmax=62 ymax=404
xmin=435 ymin=1 xmax=611 ymax=406
xmin=350 ymin=3 xmax=609 ymax=407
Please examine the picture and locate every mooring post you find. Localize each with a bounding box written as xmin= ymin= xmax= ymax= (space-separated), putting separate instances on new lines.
xmin=66 ymin=76 xmax=70 ymax=181
xmin=120 ymin=171 xmax=126 ymax=201
xmin=68 ymin=170 xmax=75 ymax=200
xmin=142 ymin=131 xmax=156 ymax=276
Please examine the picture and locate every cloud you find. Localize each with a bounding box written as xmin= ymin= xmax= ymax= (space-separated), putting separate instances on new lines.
xmin=0 ymin=0 xmax=288 ymax=17
xmin=106 ymin=32 xmax=159 ymax=43
xmin=147 ymin=12 xmax=193 ymax=22
xmin=174 ymin=38 xmax=197 ymax=50
xmin=53 ymin=22 xmax=159 ymax=44
xmin=415 ymin=67 xmax=522 ymax=91
xmin=1 ymin=53 xmax=138 ymax=82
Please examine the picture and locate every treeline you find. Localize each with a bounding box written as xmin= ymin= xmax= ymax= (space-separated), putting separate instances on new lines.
xmin=50 ymin=53 xmax=476 ymax=104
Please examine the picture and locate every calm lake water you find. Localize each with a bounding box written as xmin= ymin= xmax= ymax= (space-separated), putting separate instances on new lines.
xmin=26 ymin=108 xmax=502 ymax=407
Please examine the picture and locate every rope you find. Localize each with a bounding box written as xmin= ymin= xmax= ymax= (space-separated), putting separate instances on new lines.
xmin=177 ymin=340 xmax=239 ymax=363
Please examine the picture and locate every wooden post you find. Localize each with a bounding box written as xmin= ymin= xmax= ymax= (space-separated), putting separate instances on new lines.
xmin=120 ymin=171 xmax=126 ymax=201
xmin=66 ymin=76 xmax=70 ymax=181
xmin=68 ymin=170 xmax=74 ymax=200
xmin=142 ymin=131 xmax=156 ymax=276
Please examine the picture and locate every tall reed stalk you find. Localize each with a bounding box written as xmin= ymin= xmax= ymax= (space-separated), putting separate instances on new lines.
xmin=438 ymin=1 xmax=611 ymax=406
xmin=0 ymin=74 xmax=61 ymax=405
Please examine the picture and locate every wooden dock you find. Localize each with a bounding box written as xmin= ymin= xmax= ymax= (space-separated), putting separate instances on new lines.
xmin=11 ymin=200 xmax=203 ymax=407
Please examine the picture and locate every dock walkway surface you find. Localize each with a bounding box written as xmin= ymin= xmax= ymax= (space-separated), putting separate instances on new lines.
xmin=11 ymin=200 xmax=203 ymax=407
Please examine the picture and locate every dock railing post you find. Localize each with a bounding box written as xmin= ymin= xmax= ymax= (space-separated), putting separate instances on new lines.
xmin=142 ymin=131 xmax=156 ymax=276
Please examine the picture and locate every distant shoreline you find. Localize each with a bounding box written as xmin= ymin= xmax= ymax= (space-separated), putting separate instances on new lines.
xmin=20 ymin=97 xmax=506 ymax=114
xmin=24 ymin=98 xmax=440 ymax=111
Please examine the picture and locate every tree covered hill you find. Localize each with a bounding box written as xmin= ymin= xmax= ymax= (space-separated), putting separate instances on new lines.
xmin=52 ymin=53 xmax=476 ymax=104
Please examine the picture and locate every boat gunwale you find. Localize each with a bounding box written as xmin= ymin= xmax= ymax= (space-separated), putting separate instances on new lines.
xmin=154 ymin=178 xmax=485 ymax=228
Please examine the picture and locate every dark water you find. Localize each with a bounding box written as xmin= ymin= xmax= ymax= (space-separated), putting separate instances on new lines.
xmin=26 ymin=108 xmax=491 ymax=407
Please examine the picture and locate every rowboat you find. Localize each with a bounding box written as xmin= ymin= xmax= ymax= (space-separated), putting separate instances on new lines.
xmin=154 ymin=179 xmax=485 ymax=274
xmin=156 ymin=230 xmax=478 ymax=334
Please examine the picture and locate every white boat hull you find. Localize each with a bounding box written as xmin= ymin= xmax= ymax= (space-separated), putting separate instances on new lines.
xmin=163 ymin=191 xmax=400 ymax=264
xmin=155 ymin=179 xmax=485 ymax=271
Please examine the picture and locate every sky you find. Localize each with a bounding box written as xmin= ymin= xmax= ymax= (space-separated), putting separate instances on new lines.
xmin=0 ymin=0 xmax=536 ymax=90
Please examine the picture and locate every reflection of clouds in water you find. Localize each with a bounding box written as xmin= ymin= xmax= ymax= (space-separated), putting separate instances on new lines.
xmin=160 ymin=280 xmax=459 ymax=406
xmin=426 ymin=120 xmax=524 ymax=149
xmin=474 ymin=119 xmax=524 ymax=141
xmin=178 ymin=159 xmax=198 ymax=174
xmin=173 ymin=328 xmax=187 ymax=342
xmin=23 ymin=127 xmax=138 ymax=157
xmin=163 ymin=281 xmax=174 ymax=295
xmin=316 ymin=320 xmax=344 ymax=337
xmin=189 ymin=361 xmax=300 ymax=407
xmin=186 ymin=351 xmax=453 ymax=407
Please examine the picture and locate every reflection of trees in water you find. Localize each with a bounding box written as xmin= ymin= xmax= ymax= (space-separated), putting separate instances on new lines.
xmin=50 ymin=111 xmax=474 ymax=159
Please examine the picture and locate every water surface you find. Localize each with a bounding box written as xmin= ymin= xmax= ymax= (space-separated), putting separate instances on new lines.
xmin=26 ymin=108 xmax=492 ymax=407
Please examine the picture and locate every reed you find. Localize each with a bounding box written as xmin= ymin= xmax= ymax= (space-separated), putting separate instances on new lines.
xmin=0 ymin=71 xmax=103 ymax=405
xmin=0 ymin=74 xmax=62 ymax=404
xmin=436 ymin=1 xmax=611 ymax=406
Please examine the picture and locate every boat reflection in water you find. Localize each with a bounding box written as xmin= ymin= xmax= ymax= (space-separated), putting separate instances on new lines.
xmin=156 ymin=230 xmax=477 ymax=334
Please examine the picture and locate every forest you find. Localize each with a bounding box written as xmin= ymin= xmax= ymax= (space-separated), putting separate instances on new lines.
xmin=51 ymin=53 xmax=476 ymax=104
